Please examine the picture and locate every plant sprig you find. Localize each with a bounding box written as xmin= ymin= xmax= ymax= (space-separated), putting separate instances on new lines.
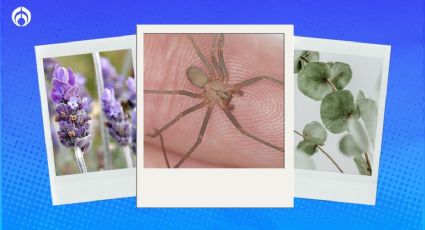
xmin=294 ymin=50 xmax=378 ymax=176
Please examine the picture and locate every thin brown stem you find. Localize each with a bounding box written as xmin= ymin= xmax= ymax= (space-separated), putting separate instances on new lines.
xmin=326 ymin=79 xmax=337 ymax=91
xmin=300 ymin=56 xmax=309 ymax=64
xmin=317 ymin=145 xmax=344 ymax=173
xmin=364 ymin=152 xmax=372 ymax=174
xmin=294 ymin=130 xmax=303 ymax=137
xmin=294 ymin=130 xmax=344 ymax=173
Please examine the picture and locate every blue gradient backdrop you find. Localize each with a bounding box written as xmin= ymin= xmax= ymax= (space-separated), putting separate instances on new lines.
xmin=1 ymin=1 xmax=424 ymax=229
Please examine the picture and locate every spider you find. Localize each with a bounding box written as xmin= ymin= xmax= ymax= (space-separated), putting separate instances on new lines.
xmin=145 ymin=33 xmax=284 ymax=168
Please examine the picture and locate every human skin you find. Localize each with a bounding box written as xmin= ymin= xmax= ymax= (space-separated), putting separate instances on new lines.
xmin=144 ymin=33 xmax=284 ymax=168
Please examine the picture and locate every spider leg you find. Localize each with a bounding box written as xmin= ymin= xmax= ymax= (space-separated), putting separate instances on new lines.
xmin=173 ymin=105 xmax=213 ymax=168
xmin=187 ymin=34 xmax=215 ymax=79
xmin=210 ymin=34 xmax=223 ymax=80
xmin=155 ymin=128 xmax=171 ymax=168
xmin=144 ymin=89 xmax=204 ymax=98
xmin=222 ymin=106 xmax=283 ymax=152
xmin=217 ymin=33 xmax=229 ymax=83
xmin=148 ymin=101 xmax=207 ymax=138
xmin=231 ymin=76 xmax=283 ymax=92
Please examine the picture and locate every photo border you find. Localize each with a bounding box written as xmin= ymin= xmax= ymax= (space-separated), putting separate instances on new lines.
xmin=294 ymin=36 xmax=391 ymax=205
xmin=35 ymin=35 xmax=136 ymax=205
xmin=137 ymin=25 xmax=294 ymax=207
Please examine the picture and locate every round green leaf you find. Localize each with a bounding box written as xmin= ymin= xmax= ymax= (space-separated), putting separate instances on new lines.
xmin=327 ymin=62 xmax=352 ymax=90
xmin=356 ymin=90 xmax=366 ymax=105
xmin=295 ymin=149 xmax=316 ymax=170
xmin=303 ymin=121 xmax=327 ymax=145
xmin=297 ymin=138 xmax=322 ymax=156
xmin=339 ymin=135 xmax=362 ymax=156
xmin=298 ymin=62 xmax=333 ymax=100
xmin=357 ymin=98 xmax=378 ymax=145
xmin=347 ymin=117 xmax=370 ymax=152
xmin=294 ymin=50 xmax=319 ymax=73
xmin=320 ymin=90 xmax=356 ymax=133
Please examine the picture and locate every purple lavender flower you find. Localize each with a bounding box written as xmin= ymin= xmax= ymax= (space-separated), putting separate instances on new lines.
xmin=101 ymin=57 xmax=127 ymax=99
xmin=51 ymin=66 xmax=92 ymax=153
xmin=51 ymin=66 xmax=75 ymax=103
xmin=130 ymin=108 xmax=137 ymax=154
xmin=43 ymin=58 xmax=59 ymax=80
xmin=75 ymin=73 xmax=92 ymax=112
xmin=101 ymin=89 xmax=131 ymax=145
xmin=127 ymin=77 xmax=136 ymax=108
xmin=101 ymin=57 xmax=118 ymax=84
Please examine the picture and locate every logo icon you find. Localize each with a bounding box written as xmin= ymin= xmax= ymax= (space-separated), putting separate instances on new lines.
xmin=11 ymin=6 xmax=31 ymax=27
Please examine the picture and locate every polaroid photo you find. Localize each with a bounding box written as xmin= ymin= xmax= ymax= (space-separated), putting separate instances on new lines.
xmin=35 ymin=35 xmax=137 ymax=205
xmin=293 ymin=36 xmax=391 ymax=205
xmin=137 ymin=25 xmax=294 ymax=207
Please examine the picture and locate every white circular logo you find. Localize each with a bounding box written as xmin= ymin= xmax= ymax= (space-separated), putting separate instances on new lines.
xmin=11 ymin=6 xmax=31 ymax=27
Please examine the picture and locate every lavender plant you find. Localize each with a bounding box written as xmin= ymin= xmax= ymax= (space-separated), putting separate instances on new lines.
xmin=74 ymin=73 xmax=92 ymax=112
xmin=101 ymin=57 xmax=127 ymax=99
xmin=294 ymin=51 xmax=378 ymax=176
xmin=127 ymin=78 xmax=137 ymax=155
xmin=45 ymin=58 xmax=92 ymax=112
xmin=127 ymin=77 xmax=136 ymax=109
xmin=101 ymin=88 xmax=133 ymax=167
xmin=50 ymin=65 xmax=92 ymax=173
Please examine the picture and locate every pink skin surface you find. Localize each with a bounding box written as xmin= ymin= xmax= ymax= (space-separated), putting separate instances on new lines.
xmin=144 ymin=34 xmax=284 ymax=168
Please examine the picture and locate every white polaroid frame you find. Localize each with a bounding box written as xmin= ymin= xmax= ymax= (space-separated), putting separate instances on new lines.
xmin=294 ymin=36 xmax=391 ymax=205
xmin=35 ymin=35 xmax=136 ymax=205
xmin=137 ymin=25 xmax=294 ymax=207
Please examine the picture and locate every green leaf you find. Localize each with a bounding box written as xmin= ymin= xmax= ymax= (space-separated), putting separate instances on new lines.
xmin=297 ymin=138 xmax=322 ymax=156
xmin=297 ymin=61 xmax=352 ymax=101
xmin=320 ymin=90 xmax=357 ymax=133
xmin=354 ymin=155 xmax=371 ymax=176
xmin=303 ymin=121 xmax=327 ymax=145
xmin=356 ymin=90 xmax=366 ymax=105
xmin=347 ymin=117 xmax=369 ymax=152
xmin=297 ymin=62 xmax=333 ymax=100
xmin=294 ymin=50 xmax=319 ymax=73
xmin=357 ymin=98 xmax=378 ymax=145
xmin=295 ymin=149 xmax=316 ymax=170
xmin=327 ymin=62 xmax=352 ymax=90
xmin=339 ymin=135 xmax=362 ymax=156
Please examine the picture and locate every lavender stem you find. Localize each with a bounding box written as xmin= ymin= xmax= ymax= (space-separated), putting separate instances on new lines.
xmin=123 ymin=145 xmax=133 ymax=168
xmin=92 ymin=52 xmax=112 ymax=170
xmin=74 ymin=147 xmax=88 ymax=173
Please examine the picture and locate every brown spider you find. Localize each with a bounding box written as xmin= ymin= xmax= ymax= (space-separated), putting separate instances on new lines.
xmin=145 ymin=33 xmax=284 ymax=168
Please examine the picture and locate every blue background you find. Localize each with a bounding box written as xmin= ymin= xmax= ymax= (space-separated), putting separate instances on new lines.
xmin=1 ymin=0 xmax=424 ymax=229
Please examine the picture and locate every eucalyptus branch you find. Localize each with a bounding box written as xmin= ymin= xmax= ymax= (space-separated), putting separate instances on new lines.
xmin=296 ymin=51 xmax=376 ymax=176
xmin=294 ymin=130 xmax=344 ymax=173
